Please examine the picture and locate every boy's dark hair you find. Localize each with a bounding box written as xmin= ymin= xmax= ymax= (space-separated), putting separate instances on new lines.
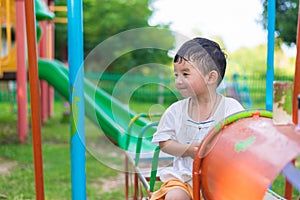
xmin=174 ymin=37 xmax=227 ymax=85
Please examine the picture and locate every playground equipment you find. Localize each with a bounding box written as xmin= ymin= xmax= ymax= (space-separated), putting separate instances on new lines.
xmin=193 ymin=110 xmax=300 ymax=200
xmin=0 ymin=0 xmax=54 ymax=78
xmin=0 ymin=0 xmax=16 ymax=78
xmin=37 ymin=58 xmax=158 ymax=153
xmin=123 ymin=110 xmax=300 ymax=200
xmin=37 ymin=58 xmax=161 ymax=199
xmin=1 ymin=0 xmax=300 ymax=199
xmin=0 ymin=0 xmax=55 ymax=143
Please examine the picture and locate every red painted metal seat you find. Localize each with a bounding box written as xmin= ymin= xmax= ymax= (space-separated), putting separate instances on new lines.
xmin=193 ymin=110 xmax=300 ymax=200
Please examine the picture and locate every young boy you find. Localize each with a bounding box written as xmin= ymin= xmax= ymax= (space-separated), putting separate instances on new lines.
xmin=151 ymin=37 xmax=244 ymax=200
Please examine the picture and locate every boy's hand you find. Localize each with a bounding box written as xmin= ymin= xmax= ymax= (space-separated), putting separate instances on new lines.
xmin=159 ymin=140 xmax=200 ymax=158
xmin=187 ymin=142 xmax=200 ymax=158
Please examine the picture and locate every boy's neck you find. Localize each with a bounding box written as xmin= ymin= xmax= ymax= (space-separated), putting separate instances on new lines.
xmin=189 ymin=93 xmax=220 ymax=122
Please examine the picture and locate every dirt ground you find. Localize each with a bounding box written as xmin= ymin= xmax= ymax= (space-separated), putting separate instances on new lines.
xmin=0 ymin=160 xmax=17 ymax=175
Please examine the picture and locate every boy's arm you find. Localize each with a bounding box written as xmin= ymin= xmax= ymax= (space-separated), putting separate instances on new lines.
xmin=159 ymin=140 xmax=200 ymax=158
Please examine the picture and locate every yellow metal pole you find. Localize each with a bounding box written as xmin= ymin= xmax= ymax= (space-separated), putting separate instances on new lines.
xmin=5 ymin=0 xmax=11 ymax=63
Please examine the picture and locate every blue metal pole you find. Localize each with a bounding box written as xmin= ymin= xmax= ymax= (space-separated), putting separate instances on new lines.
xmin=266 ymin=0 xmax=276 ymax=111
xmin=67 ymin=0 xmax=86 ymax=199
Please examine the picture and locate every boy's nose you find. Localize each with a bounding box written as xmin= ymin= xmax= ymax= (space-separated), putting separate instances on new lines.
xmin=175 ymin=76 xmax=183 ymax=84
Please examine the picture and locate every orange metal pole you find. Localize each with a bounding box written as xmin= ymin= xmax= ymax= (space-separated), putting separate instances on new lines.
xmin=293 ymin=0 xmax=300 ymax=125
xmin=24 ymin=0 xmax=45 ymax=199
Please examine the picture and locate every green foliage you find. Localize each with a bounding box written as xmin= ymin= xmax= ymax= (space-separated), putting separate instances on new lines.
xmin=83 ymin=0 xmax=152 ymax=49
xmin=54 ymin=0 xmax=175 ymax=73
xmin=227 ymin=44 xmax=295 ymax=75
xmin=260 ymin=0 xmax=299 ymax=46
xmin=52 ymin=0 xmax=68 ymax=60
xmin=228 ymin=45 xmax=267 ymax=74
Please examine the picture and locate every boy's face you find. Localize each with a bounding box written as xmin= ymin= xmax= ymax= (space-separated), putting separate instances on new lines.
xmin=174 ymin=60 xmax=209 ymax=98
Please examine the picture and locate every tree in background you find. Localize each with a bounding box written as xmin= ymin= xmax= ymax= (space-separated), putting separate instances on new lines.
xmin=54 ymin=0 xmax=175 ymax=73
xmin=260 ymin=0 xmax=299 ymax=47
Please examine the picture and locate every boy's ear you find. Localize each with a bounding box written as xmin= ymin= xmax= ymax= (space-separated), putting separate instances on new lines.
xmin=207 ymin=70 xmax=219 ymax=84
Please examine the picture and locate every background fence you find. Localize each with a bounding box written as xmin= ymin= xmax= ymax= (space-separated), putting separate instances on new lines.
xmin=0 ymin=72 xmax=294 ymax=109
xmin=0 ymin=81 xmax=16 ymax=102
xmin=85 ymin=72 xmax=294 ymax=109
xmin=227 ymin=73 xmax=293 ymax=108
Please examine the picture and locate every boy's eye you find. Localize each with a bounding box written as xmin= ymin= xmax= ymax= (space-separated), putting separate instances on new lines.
xmin=183 ymin=72 xmax=189 ymax=76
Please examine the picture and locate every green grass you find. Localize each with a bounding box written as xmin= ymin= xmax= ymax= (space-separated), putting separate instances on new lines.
xmin=0 ymin=101 xmax=125 ymax=199
xmin=0 ymin=101 xmax=300 ymax=199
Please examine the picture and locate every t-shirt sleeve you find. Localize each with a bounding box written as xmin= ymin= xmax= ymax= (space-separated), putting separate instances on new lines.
xmin=225 ymin=97 xmax=245 ymax=116
xmin=152 ymin=105 xmax=178 ymax=146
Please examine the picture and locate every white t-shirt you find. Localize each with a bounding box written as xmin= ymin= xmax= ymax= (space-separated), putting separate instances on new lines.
xmin=152 ymin=95 xmax=244 ymax=184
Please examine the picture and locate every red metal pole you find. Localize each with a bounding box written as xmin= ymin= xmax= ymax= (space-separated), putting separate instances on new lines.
xmin=47 ymin=0 xmax=55 ymax=118
xmin=38 ymin=21 xmax=49 ymax=124
xmin=41 ymin=81 xmax=49 ymax=124
xmin=24 ymin=0 xmax=45 ymax=199
xmin=15 ymin=0 xmax=28 ymax=144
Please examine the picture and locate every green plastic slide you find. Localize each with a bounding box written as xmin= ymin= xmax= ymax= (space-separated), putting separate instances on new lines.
xmin=35 ymin=0 xmax=55 ymax=21
xmin=38 ymin=59 xmax=157 ymax=153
